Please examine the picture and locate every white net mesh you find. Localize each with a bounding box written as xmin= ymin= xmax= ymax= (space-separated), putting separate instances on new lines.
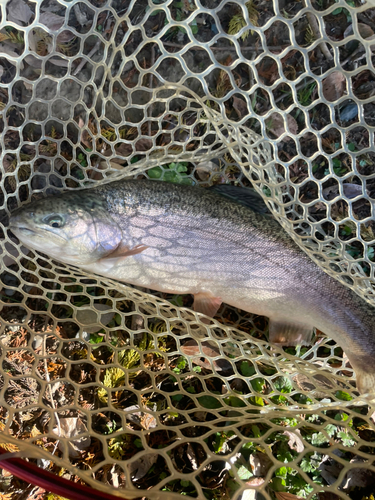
xmin=1 ymin=0 xmax=375 ymax=498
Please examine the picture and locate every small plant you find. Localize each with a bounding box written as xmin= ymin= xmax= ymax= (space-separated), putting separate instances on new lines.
xmin=147 ymin=161 xmax=194 ymax=185
xmin=297 ymin=80 xmax=317 ymax=106
xmin=228 ymin=1 xmax=259 ymax=40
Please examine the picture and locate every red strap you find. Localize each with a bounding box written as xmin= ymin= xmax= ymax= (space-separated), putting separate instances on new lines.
xmin=0 ymin=448 xmax=128 ymax=500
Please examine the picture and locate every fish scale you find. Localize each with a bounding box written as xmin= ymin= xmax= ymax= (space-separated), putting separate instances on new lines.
xmin=9 ymin=178 xmax=375 ymax=395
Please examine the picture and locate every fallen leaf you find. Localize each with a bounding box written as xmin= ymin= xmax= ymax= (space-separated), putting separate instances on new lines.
xmin=283 ymin=429 xmax=304 ymax=453
xmin=7 ymin=0 xmax=33 ymax=25
xmin=323 ymin=183 xmax=363 ymax=201
xmin=344 ymin=23 xmax=374 ymax=40
xmin=267 ymin=112 xmax=298 ymax=138
xmin=135 ymin=138 xmax=153 ymax=151
xmin=53 ymin=417 xmax=91 ymax=458
xmin=125 ymin=405 xmax=158 ymax=430
xmin=232 ymin=95 xmax=248 ymax=120
xmin=319 ymin=460 xmax=343 ymax=485
xmin=39 ymin=12 xmax=65 ymax=31
xmin=127 ymin=453 xmax=158 ymax=480
xmin=48 ymin=57 xmax=69 ymax=67
xmin=322 ymin=71 xmax=346 ymax=102
xmin=181 ymin=340 xmax=232 ymax=371
xmin=249 ymin=451 xmax=273 ymax=476
xmin=56 ymin=30 xmax=76 ymax=43
xmin=341 ymin=457 xmax=375 ymax=490
xmin=195 ymin=160 xmax=219 ymax=181
xmin=114 ymin=142 xmax=132 ymax=157
xmin=246 ymin=477 xmax=265 ymax=487
xmin=0 ymin=46 xmax=22 ymax=64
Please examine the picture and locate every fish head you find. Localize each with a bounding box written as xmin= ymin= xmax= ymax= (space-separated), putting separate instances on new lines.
xmin=9 ymin=192 xmax=122 ymax=265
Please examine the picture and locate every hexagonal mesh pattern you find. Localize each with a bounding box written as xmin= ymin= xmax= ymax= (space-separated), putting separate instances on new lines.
xmin=1 ymin=0 xmax=375 ymax=498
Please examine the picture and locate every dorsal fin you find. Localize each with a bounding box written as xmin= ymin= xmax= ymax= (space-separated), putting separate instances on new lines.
xmin=207 ymin=185 xmax=270 ymax=215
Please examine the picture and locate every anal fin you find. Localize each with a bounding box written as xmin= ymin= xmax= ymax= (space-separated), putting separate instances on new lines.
xmin=193 ymin=293 xmax=222 ymax=322
xmin=269 ymin=319 xmax=314 ymax=346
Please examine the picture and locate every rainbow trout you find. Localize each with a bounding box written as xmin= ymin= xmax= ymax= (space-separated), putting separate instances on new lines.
xmin=9 ymin=179 xmax=375 ymax=394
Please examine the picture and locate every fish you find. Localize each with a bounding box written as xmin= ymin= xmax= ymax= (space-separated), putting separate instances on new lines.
xmin=8 ymin=178 xmax=375 ymax=395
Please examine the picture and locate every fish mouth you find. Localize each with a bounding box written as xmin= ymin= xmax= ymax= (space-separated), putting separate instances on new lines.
xmin=10 ymin=225 xmax=36 ymax=234
xmin=9 ymin=223 xmax=66 ymax=242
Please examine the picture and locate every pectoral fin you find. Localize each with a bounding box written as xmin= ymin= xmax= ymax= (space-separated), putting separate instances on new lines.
xmin=193 ymin=293 xmax=222 ymax=321
xmin=105 ymin=243 xmax=149 ymax=259
xmin=269 ymin=319 xmax=314 ymax=346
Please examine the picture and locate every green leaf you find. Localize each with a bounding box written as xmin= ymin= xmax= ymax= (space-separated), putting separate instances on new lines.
xmin=251 ymin=377 xmax=265 ymax=392
xmin=240 ymin=361 xmax=256 ymax=377
xmin=271 ymin=477 xmax=287 ymax=492
xmin=89 ymin=333 xmax=104 ymax=344
xmin=333 ymin=157 xmax=341 ymax=168
xmin=147 ymin=166 xmax=163 ymax=179
xmin=274 ymin=376 xmax=293 ymax=393
xmin=251 ymin=424 xmax=261 ymax=438
xmin=249 ymin=396 xmax=264 ymax=406
xmin=275 ymin=466 xmax=288 ymax=478
xmin=224 ymin=396 xmax=246 ymax=407
xmin=197 ymin=395 xmax=222 ymax=409
xmin=237 ymin=465 xmax=253 ymax=480
xmin=325 ymin=424 xmax=337 ymax=437
xmin=338 ymin=431 xmax=356 ymax=447
xmin=335 ymin=390 xmax=352 ymax=401
xmin=311 ymin=432 xmax=329 ymax=446
xmin=347 ymin=142 xmax=357 ymax=152
xmin=134 ymin=438 xmax=143 ymax=448
xmin=332 ymin=7 xmax=343 ymax=15
xmin=171 ymin=394 xmax=184 ymax=402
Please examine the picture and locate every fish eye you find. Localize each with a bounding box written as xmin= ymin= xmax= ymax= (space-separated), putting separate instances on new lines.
xmin=44 ymin=215 xmax=64 ymax=229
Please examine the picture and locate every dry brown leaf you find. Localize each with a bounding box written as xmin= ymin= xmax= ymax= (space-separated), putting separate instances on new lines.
xmin=283 ymin=429 xmax=304 ymax=453
xmin=127 ymin=453 xmax=158 ymax=481
xmin=39 ymin=12 xmax=65 ymax=30
xmin=249 ymin=451 xmax=273 ymax=476
xmin=181 ymin=340 xmax=222 ymax=370
xmin=7 ymin=0 xmax=33 ymax=25
xmin=0 ymin=33 xmax=10 ymax=43
xmin=0 ymin=493 xmax=13 ymax=499
xmin=344 ymin=22 xmax=374 ymax=40
xmin=115 ymin=142 xmax=132 ymax=156
xmin=53 ymin=417 xmax=91 ymax=458
xmin=268 ymin=112 xmax=298 ymax=138
xmin=56 ymin=30 xmax=76 ymax=43
xmin=246 ymin=477 xmax=265 ymax=487
xmin=232 ymin=95 xmax=248 ymax=120
xmin=135 ymin=137 xmax=153 ymax=151
xmin=322 ymin=71 xmax=346 ymax=102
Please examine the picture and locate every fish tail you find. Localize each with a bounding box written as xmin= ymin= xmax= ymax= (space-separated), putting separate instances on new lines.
xmin=355 ymin=368 xmax=375 ymax=396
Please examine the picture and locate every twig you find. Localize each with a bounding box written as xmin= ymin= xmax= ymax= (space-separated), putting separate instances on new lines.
xmin=162 ymin=40 xmax=288 ymax=53
xmin=41 ymin=282 xmax=61 ymax=456
xmin=305 ymin=12 xmax=333 ymax=61
xmin=73 ymin=38 xmax=101 ymax=76
xmin=73 ymin=4 xmax=89 ymax=27
xmin=340 ymin=46 xmax=367 ymax=67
